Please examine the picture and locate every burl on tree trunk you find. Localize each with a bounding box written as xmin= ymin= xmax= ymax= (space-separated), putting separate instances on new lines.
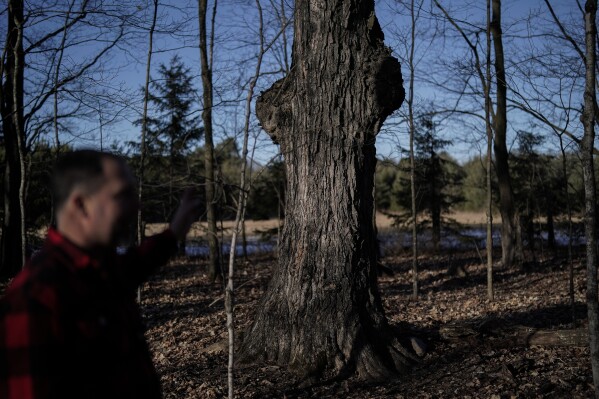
xmin=238 ymin=0 xmax=417 ymax=380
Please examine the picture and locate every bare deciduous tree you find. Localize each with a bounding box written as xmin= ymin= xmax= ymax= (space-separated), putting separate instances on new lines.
xmin=1 ymin=1 xmax=139 ymax=276
xmin=434 ymin=0 xmax=521 ymax=269
xmin=490 ymin=0 xmax=521 ymax=269
xmin=1 ymin=0 xmax=26 ymax=277
xmin=225 ymin=2 xmax=266 ymax=395
xmin=138 ymin=0 xmax=159 ymax=246
xmin=239 ymin=0 xmax=417 ymax=379
xmin=485 ymin=0 xmax=494 ymax=300
xmin=199 ymin=0 xmax=221 ymax=281
xmin=407 ymin=0 xmax=422 ymax=300
xmin=581 ymin=0 xmax=599 ymax=394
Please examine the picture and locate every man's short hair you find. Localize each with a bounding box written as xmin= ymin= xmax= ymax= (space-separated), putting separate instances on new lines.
xmin=51 ymin=150 xmax=122 ymax=213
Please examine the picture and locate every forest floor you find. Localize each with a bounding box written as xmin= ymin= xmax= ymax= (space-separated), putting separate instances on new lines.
xmin=142 ymin=244 xmax=594 ymax=398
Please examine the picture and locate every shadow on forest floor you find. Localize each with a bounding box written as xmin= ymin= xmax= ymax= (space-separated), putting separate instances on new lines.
xmin=140 ymin=248 xmax=593 ymax=398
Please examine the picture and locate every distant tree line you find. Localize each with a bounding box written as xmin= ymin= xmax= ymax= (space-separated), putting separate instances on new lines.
xmin=1 ymin=109 xmax=584 ymax=255
xmin=375 ymin=113 xmax=587 ymax=252
xmin=0 ymin=0 xmax=293 ymax=277
xmin=0 ymin=48 xmax=285 ymax=247
xmin=0 ymin=139 xmax=284 ymax=231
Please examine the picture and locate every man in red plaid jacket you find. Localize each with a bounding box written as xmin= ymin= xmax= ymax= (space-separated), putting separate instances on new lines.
xmin=0 ymin=150 xmax=201 ymax=399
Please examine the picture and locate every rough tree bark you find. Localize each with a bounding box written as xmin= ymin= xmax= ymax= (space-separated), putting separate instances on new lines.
xmin=581 ymin=0 xmax=599 ymax=395
xmin=490 ymin=0 xmax=522 ymax=269
xmin=239 ymin=0 xmax=416 ymax=380
xmin=0 ymin=0 xmax=26 ymax=277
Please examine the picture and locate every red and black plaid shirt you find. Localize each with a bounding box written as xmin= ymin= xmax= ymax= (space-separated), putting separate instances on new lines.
xmin=0 ymin=227 xmax=177 ymax=399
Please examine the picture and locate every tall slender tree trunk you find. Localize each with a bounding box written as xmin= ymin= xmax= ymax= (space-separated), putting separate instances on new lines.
xmin=52 ymin=4 xmax=68 ymax=226
xmin=490 ymin=0 xmax=521 ymax=269
xmin=546 ymin=205 xmax=555 ymax=251
xmin=431 ymin=208 xmax=441 ymax=252
xmin=431 ymin=167 xmax=441 ymax=252
xmin=198 ymin=0 xmax=221 ymax=281
xmin=53 ymin=1 xmax=75 ymax=160
xmin=435 ymin=0 xmax=501 ymax=279
xmin=485 ymin=0 xmax=494 ymax=300
xmin=239 ymin=0 xmax=416 ymax=380
xmin=581 ymin=1 xmax=599 ymax=395
xmin=168 ymin=145 xmax=174 ymax=217
xmin=138 ymin=0 xmax=159 ymax=245
xmin=408 ymin=0 xmax=419 ymax=299
xmin=558 ymin=135 xmax=575 ymax=324
xmin=0 ymin=0 xmax=26 ymax=277
xmin=226 ymin=3 xmax=266 ymax=396
xmin=136 ymin=0 xmax=159 ymax=303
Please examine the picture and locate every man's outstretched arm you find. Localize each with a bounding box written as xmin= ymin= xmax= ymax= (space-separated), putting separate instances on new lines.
xmin=118 ymin=188 xmax=202 ymax=288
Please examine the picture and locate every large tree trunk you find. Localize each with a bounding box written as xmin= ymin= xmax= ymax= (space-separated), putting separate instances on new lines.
xmin=490 ymin=0 xmax=521 ymax=268
xmin=198 ymin=0 xmax=221 ymax=281
xmin=239 ymin=0 xmax=416 ymax=380
xmin=0 ymin=0 xmax=26 ymax=278
xmin=581 ymin=0 xmax=599 ymax=395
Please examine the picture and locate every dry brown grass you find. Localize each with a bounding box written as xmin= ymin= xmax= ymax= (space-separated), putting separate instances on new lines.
xmin=145 ymin=219 xmax=281 ymax=239
xmin=145 ymin=211 xmax=489 ymax=240
xmin=375 ymin=210 xmax=489 ymax=229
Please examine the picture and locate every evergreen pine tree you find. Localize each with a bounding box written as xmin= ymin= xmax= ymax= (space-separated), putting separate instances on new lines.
xmin=395 ymin=113 xmax=464 ymax=250
xmin=139 ymin=55 xmax=203 ymax=222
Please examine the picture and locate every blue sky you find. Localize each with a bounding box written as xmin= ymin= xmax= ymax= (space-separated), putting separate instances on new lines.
xmin=374 ymin=0 xmax=586 ymax=163
xmin=11 ymin=0 xmax=588 ymax=166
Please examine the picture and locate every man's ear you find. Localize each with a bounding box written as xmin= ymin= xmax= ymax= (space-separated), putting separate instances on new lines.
xmin=71 ymin=191 xmax=88 ymax=218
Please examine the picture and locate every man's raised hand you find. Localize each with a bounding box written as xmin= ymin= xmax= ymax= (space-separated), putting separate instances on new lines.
xmin=169 ymin=188 xmax=202 ymax=241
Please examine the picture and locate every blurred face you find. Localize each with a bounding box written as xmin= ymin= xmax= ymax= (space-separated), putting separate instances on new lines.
xmin=82 ymin=157 xmax=138 ymax=248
